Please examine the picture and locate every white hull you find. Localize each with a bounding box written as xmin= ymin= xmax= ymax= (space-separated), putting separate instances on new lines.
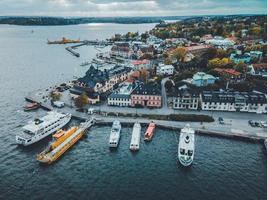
xmin=130 ymin=123 xmax=141 ymax=151
xmin=178 ymin=124 xmax=195 ymax=167
xmin=109 ymin=121 xmax=121 ymax=148
xmin=16 ymin=113 xmax=71 ymax=146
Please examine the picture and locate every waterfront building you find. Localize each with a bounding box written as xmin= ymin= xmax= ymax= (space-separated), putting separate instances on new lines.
xmin=107 ymin=81 xmax=137 ymax=107
xmin=172 ymin=88 xmax=200 ymax=110
xmin=110 ymin=42 xmax=134 ymax=59
xmin=192 ymin=72 xmax=216 ymax=87
xmin=184 ymin=45 xmax=212 ymax=56
xmin=201 ymin=91 xmax=267 ymax=113
xmin=69 ymin=86 xmax=100 ymax=104
xmin=131 ymin=83 xmax=162 ymax=108
xmin=156 ymin=63 xmax=174 ymax=75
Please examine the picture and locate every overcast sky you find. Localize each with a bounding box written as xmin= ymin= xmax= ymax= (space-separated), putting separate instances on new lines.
xmin=1 ymin=0 xmax=267 ymax=17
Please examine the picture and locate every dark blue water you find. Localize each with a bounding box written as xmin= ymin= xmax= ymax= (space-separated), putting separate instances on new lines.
xmin=0 ymin=24 xmax=267 ymax=200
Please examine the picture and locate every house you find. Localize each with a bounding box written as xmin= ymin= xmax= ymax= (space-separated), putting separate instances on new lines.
xmin=77 ymin=65 xmax=132 ymax=94
xmin=131 ymin=59 xmax=151 ymax=70
xmin=107 ymin=81 xmax=137 ymax=107
xmin=192 ymin=72 xmax=216 ymax=87
xmin=201 ymin=91 xmax=267 ymax=113
xmin=250 ymin=51 xmax=263 ymax=60
xmin=200 ymin=34 xmax=213 ymax=42
xmin=205 ymin=36 xmax=235 ymax=47
xmin=184 ymin=44 xmax=212 ymax=56
xmin=230 ymin=52 xmax=251 ymax=64
xmin=172 ymin=88 xmax=200 ymax=110
xmin=247 ymin=63 xmax=267 ymax=77
xmin=137 ymin=46 xmax=155 ymax=59
xmin=156 ymin=64 xmax=174 ymax=75
xmin=213 ymin=68 xmax=244 ymax=83
xmin=131 ymin=83 xmax=162 ymax=108
xmin=110 ymin=42 xmax=134 ymax=58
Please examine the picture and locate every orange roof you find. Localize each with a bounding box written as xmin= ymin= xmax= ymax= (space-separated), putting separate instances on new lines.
xmin=132 ymin=59 xmax=149 ymax=65
xmin=131 ymin=71 xmax=141 ymax=78
xmin=253 ymin=63 xmax=267 ymax=69
xmin=224 ymin=69 xmax=241 ymax=76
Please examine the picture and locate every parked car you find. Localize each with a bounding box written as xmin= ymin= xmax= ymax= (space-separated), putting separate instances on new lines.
xmin=218 ymin=117 xmax=225 ymax=124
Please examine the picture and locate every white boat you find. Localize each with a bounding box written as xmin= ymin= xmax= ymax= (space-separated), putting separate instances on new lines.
xmin=109 ymin=120 xmax=121 ymax=148
xmin=178 ymin=124 xmax=195 ymax=167
xmin=16 ymin=111 xmax=72 ymax=146
xmin=130 ymin=122 xmax=141 ymax=151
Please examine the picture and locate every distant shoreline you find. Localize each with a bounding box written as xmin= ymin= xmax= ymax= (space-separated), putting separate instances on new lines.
xmin=0 ymin=14 xmax=266 ymax=26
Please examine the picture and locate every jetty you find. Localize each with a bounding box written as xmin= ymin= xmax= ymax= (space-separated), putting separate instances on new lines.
xmin=65 ymin=47 xmax=80 ymax=57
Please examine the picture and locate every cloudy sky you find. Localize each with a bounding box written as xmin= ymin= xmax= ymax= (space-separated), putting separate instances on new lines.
xmin=1 ymin=0 xmax=267 ymax=17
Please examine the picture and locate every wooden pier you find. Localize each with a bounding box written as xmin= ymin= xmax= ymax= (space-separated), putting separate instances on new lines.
xmin=65 ymin=47 xmax=80 ymax=57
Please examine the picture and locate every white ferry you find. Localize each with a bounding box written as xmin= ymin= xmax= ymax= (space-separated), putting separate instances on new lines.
xmin=109 ymin=120 xmax=121 ymax=148
xmin=16 ymin=111 xmax=72 ymax=146
xmin=130 ymin=122 xmax=141 ymax=151
xmin=178 ymin=124 xmax=195 ymax=167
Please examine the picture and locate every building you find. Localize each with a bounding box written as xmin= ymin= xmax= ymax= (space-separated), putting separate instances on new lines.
xmin=137 ymin=46 xmax=155 ymax=59
xmin=250 ymin=51 xmax=263 ymax=60
xmin=184 ymin=45 xmax=212 ymax=55
xmin=230 ymin=52 xmax=251 ymax=64
xmin=131 ymin=59 xmax=151 ymax=70
xmin=110 ymin=43 xmax=134 ymax=58
xmin=213 ymin=68 xmax=243 ymax=83
xmin=107 ymin=81 xmax=137 ymax=107
xmin=205 ymin=36 xmax=235 ymax=47
xmin=156 ymin=64 xmax=174 ymax=75
xmin=247 ymin=63 xmax=267 ymax=78
xmin=201 ymin=91 xmax=267 ymax=113
xmin=192 ymin=72 xmax=216 ymax=87
xmin=131 ymin=83 xmax=162 ymax=108
xmin=173 ymin=88 xmax=200 ymax=110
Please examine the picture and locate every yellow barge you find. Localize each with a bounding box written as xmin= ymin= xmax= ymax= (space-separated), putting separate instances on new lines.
xmin=37 ymin=119 xmax=95 ymax=164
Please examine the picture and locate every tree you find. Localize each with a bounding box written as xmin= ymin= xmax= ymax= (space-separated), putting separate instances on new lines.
xmin=50 ymin=91 xmax=61 ymax=101
xmin=165 ymin=80 xmax=174 ymax=93
xmin=235 ymin=62 xmax=247 ymax=73
xmin=139 ymin=69 xmax=149 ymax=83
xmin=74 ymin=93 xmax=88 ymax=108
xmin=171 ymin=47 xmax=187 ymax=62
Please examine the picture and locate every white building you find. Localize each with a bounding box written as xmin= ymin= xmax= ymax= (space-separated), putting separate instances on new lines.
xmin=173 ymin=89 xmax=200 ymax=110
xmin=205 ymin=36 xmax=235 ymax=47
xmin=156 ymin=64 xmax=174 ymax=75
xmin=108 ymin=81 xmax=137 ymax=107
xmin=201 ymin=91 xmax=267 ymax=113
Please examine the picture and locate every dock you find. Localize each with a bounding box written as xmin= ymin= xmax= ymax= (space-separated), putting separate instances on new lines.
xmin=65 ymin=47 xmax=80 ymax=57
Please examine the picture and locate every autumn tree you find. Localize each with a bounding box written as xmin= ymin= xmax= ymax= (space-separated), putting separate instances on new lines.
xmin=74 ymin=93 xmax=88 ymax=108
xmin=171 ymin=47 xmax=187 ymax=62
xmin=50 ymin=91 xmax=61 ymax=101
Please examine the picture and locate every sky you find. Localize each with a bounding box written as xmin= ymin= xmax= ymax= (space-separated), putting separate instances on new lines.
xmin=0 ymin=0 xmax=267 ymax=17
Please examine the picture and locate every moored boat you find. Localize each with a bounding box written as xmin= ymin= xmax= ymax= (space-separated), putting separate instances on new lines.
xmin=37 ymin=119 xmax=95 ymax=164
xmin=47 ymin=37 xmax=81 ymax=44
xmin=144 ymin=122 xmax=156 ymax=141
xmin=130 ymin=122 xmax=141 ymax=151
xmin=178 ymin=124 xmax=195 ymax=167
xmin=16 ymin=111 xmax=72 ymax=146
xmin=109 ymin=120 xmax=121 ymax=148
xmin=23 ymin=102 xmax=40 ymax=111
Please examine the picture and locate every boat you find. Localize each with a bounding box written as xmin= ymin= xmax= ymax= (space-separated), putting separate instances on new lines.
xmin=109 ymin=120 xmax=121 ymax=148
xmin=260 ymin=121 xmax=267 ymax=132
xmin=144 ymin=122 xmax=156 ymax=141
xmin=23 ymin=102 xmax=40 ymax=111
xmin=130 ymin=122 xmax=141 ymax=151
xmin=178 ymin=124 xmax=195 ymax=167
xmin=37 ymin=119 xmax=95 ymax=164
xmin=16 ymin=111 xmax=72 ymax=146
xmin=47 ymin=37 xmax=81 ymax=44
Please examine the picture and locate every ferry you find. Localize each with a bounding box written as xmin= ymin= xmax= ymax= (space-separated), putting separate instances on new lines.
xmin=130 ymin=122 xmax=141 ymax=151
xmin=109 ymin=120 xmax=121 ymax=148
xmin=144 ymin=122 xmax=156 ymax=141
xmin=37 ymin=119 xmax=95 ymax=164
xmin=23 ymin=102 xmax=40 ymax=111
xmin=47 ymin=37 xmax=81 ymax=44
xmin=16 ymin=111 xmax=71 ymax=146
xmin=178 ymin=124 xmax=195 ymax=167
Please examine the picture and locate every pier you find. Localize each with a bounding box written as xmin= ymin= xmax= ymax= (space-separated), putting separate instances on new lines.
xmin=25 ymin=91 xmax=267 ymax=143
xmin=65 ymin=47 xmax=80 ymax=57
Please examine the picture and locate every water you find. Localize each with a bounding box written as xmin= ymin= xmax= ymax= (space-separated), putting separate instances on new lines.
xmin=0 ymin=23 xmax=267 ymax=200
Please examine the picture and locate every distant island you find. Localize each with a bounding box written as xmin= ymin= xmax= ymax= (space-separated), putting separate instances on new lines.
xmin=0 ymin=16 xmax=189 ymax=26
